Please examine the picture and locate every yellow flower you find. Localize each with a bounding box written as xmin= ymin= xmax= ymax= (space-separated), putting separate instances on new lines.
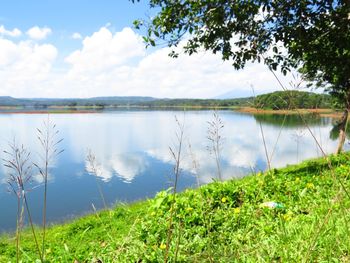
xmin=295 ymin=177 xmax=300 ymax=182
xmin=151 ymin=211 xmax=156 ymax=216
xmin=160 ymin=243 xmax=167 ymax=250
xmin=186 ymin=207 xmax=193 ymax=212
xmin=234 ymin=207 xmax=240 ymax=214
xmin=221 ymin=197 xmax=227 ymax=203
xmin=283 ymin=211 xmax=293 ymax=221
xmin=306 ymin=183 xmax=314 ymax=189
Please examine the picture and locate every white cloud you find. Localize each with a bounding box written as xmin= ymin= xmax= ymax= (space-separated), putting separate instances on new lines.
xmin=71 ymin=32 xmax=82 ymax=40
xmin=85 ymin=159 xmax=113 ymax=182
xmin=84 ymin=152 xmax=148 ymax=183
xmin=0 ymin=38 xmax=57 ymax=96
xmin=60 ymin=26 xmax=294 ymax=98
xmin=110 ymin=153 xmax=148 ymax=183
xmin=0 ymin=25 xmax=22 ymax=37
xmin=65 ymin=27 xmax=145 ymax=75
xmin=26 ymin=26 xmax=52 ymax=40
xmin=0 ymin=26 xmax=297 ymax=98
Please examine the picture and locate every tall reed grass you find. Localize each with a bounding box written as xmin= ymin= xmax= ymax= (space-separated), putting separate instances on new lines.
xmin=3 ymin=140 xmax=42 ymax=262
xmin=34 ymin=117 xmax=63 ymax=260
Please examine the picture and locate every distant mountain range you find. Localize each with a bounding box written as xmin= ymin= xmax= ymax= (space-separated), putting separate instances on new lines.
xmin=0 ymin=96 xmax=158 ymax=107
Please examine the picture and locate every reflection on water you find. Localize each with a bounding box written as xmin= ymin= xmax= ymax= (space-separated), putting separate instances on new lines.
xmin=85 ymin=152 xmax=149 ymax=183
xmin=0 ymin=110 xmax=347 ymax=232
xmin=253 ymin=113 xmax=332 ymax=128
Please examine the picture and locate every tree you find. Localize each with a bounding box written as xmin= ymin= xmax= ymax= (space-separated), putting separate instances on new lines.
xmin=132 ymin=0 xmax=350 ymax=153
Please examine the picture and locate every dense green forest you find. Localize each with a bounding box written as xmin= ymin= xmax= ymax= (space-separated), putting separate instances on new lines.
xmin=253 ymin=91 xmax=333 ymax=110
xmin=0 ymin=91 xmax=334 ymax=109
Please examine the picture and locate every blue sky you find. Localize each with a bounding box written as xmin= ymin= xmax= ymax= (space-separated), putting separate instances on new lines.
xmin=0 ymin=1 xmax=151 ymax=52
xmin=0 ymin=1 xmax=293 ymax=98
xmin=0 ymin=1 xmax=149 ymax=32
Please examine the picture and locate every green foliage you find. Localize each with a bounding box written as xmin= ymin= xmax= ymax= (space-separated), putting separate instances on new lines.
xmin=132 ymin=0 xmax=348 ymax=151
xmin=254 ymin=90 xmax=333 ymax=110
xmin=1 ymin=153 xmax=350 ymax=261
xmin=133 ymin=0 xmax=350 ymax=113
xmin=129 ymin=154 xmax=350 ymax=262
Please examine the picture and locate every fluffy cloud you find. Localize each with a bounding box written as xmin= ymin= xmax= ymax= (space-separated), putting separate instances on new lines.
xmin=0 ymin=25 xmax=296 ymax=98
xmin=0 ymin=38 xmax=57 ymax=96
xmin=0 ymin=25 xmax=22 ymax=37
xmin=60 ymin=26 xmax=294 ymax=98
xmin=71 ymin=32 xmax=82 ymax=40
xmin=26 ymin=26 xmax=52 ymax=40
xmin=65 ymin=27 xmax=144 ymax=75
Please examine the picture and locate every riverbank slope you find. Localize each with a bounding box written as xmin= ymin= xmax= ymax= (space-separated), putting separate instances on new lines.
xmin=1 ymin=153 xmax=350 ymax=262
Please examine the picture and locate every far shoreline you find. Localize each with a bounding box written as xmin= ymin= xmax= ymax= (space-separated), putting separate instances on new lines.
xmin=0 ymin=105 xmax=342 ymax=118
xmin=236 ymin=107 xmax=342 ymax=118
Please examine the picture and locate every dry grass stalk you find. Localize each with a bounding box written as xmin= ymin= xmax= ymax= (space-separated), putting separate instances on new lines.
xmin=34 ymin=116 xmax=63 ymax=260
xmin=86 ymin=149 xmax=107 ymax=210
xmin=207 ymin=110 xmax=224 ymax=181
xmin=3 ymin=139 xmax=43 ymax=262
xmin=165 ymin=115 xmax=185 ymax=263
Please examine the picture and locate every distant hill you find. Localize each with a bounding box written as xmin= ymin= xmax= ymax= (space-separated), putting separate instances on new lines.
xmin=0 ymin=96 xmax=33 ymax=106
xmin=0 ymin=96 xmax=157 ymax=107
xmin=0 ymin=95 xmax=253 ymax=108
xmin=0 ymin=91 xmax=333 ymax=109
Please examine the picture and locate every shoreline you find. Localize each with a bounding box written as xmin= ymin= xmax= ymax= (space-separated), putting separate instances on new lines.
xmin=236 ymin=107 xmax=342 ymax=118
xmin=0 ymin=106 xmax=342 ymax=118
xmin=1 ymin=153 xmax=349 ymax=261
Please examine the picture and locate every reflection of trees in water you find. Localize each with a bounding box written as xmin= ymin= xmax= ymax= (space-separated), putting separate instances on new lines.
xmin=253 ymin=113 xmax=347 ymax=145
xmin=329 ymin=120 xmax=350 ymax=141
xmin=253 ymin=114 xmax=331 ymax=128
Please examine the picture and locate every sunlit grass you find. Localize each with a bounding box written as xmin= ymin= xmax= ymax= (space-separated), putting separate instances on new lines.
xmin=0 ymin=153 xmax=349 ymax=262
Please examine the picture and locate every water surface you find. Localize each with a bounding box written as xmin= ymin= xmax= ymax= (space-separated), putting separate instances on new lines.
xmin=0 ymin=110 xmax=344 ymax=232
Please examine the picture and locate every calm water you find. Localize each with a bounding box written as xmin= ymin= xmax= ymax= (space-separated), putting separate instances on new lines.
xmin=0 ymin=110 xmax=345 ymax=232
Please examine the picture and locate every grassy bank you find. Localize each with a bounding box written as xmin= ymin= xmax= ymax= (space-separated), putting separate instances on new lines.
xmin=1 ymin=153 xmax=350 ymax=262
xmin=237 ymin=107 xmax=340 ymax=118
xmin=0 ymin=106 xmax=342 ymax=120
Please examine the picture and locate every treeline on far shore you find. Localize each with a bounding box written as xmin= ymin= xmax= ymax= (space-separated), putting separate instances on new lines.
xmin=0 ymin=90 xmax=337 ymax=110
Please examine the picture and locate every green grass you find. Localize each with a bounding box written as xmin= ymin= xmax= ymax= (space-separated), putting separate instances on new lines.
xmin=1 ymin=153 xmax=350 ymax=262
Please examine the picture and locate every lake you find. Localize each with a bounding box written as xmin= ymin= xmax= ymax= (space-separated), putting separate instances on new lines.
xmin=0 ymin=110 xmax=345 ymax=232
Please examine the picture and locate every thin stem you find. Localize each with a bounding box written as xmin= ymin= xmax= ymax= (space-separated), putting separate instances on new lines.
xmin=188 ymin=141 xmax=200 ymax=188
xmin=258 ymin=120 xmax=271 ymax=170
xmin=165 ymin=115 xmax=185 ymax=263
xmin=174 ymin=221 xmax=182 ymax=262
xmin=251 ymin=87 xmax=271 ymax=170
xmin=86 ymin=150 xmax=108 ymax=210
xmin=269 ymin=110 xmax=288 ymax=162
xmin=42 ymin=124 xmax=49 ymax=259
xmin=16 ymin=197 xmax=20 ymax=263
xmin=96 ymin=180 xmax=107 ymax=210
xmin=23 ymin=192 xmax=43 ymax=262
